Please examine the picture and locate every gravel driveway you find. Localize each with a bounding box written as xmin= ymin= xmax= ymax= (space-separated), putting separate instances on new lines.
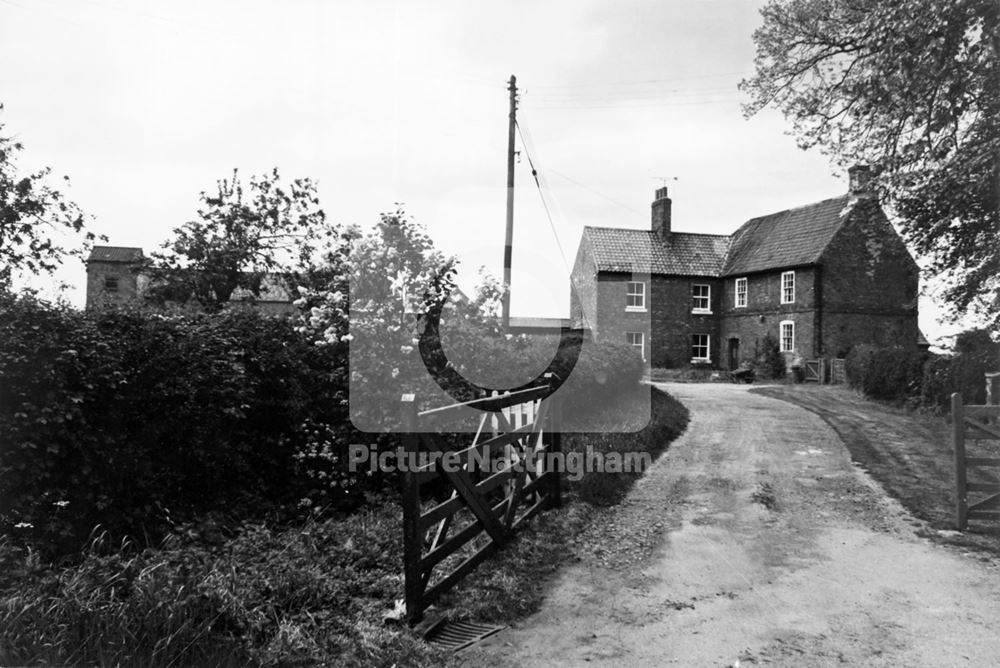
xmin=462 ymin=383 xmax=1000 ymax=667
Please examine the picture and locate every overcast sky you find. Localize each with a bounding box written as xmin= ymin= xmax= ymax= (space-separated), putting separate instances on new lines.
xmin=1 ymin=0 xmax=967 ymax=343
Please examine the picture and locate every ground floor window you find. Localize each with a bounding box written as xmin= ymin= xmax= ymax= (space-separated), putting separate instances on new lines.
xmin=626 ymin=331 xmax=645 ymax=359
xmin=780 ymin=320 xmax=794 ymax=352
xmin=691 ymin=333 xmax=710 ymax=361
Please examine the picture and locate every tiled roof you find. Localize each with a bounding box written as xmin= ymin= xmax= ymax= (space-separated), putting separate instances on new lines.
xmin=582 ymin=195 xmax=854 ymax=278
xmin=583 ymin=227 xmax=730 ymax=276
xmin=722 ymin=196 xmax=848 ymax=275
xmin=87 ymin=246 xmax=145 ymax=262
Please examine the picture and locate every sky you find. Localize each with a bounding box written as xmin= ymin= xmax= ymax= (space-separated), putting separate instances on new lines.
xmin=0 ymin=0 xmax=970 ymax=344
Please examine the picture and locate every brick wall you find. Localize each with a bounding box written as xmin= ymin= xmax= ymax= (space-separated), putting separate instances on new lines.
xmin=720 ymin=267 xmax=819 ymax=366
xmin=649 ymin=276 xmax=721 ymax=367
xmin=819 ymin=200 xmax=919 ymax=355
xmin=589 ymin=272 xmax=653 ymax=359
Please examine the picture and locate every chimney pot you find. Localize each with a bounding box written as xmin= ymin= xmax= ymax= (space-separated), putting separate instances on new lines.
xmin=651 ymin=188 xmax=671 ymax=238
xmin=848 ymin=164 xmax=874 ymax=199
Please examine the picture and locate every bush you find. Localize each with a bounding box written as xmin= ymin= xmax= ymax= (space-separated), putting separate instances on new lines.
xmin=844 ymin=343 xmax=878 ymax=389
xmin=860 ymin=347 xmax=927 ymax=401
xmin=757 ymin=333 xmax=786 ymax=380
xmin=0 ymin=294 xmax=381 ymax=556
xmin=921 ymin=330 xmax=999 ymax=411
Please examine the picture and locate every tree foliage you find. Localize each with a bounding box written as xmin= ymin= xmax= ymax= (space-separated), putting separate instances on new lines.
xmin=149 ymin=168 xmax=334 ymax=310
xmin=742 ymin=0 xmax=1000 ymax=328
xmin=0 ymin=107 xmax=100 ymax=289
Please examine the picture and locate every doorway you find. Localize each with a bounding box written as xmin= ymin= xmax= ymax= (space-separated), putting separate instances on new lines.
xmin=727 ymin=337 xmax=740 ymax=371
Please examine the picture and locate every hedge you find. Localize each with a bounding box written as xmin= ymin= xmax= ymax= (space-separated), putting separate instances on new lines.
xmin=0 ymin=294 xmax=373 ymax=555
xmin=844 ymin=331 xmax=998 ymax=410
xmin=0 ymin=294 xmax=646 ymax=556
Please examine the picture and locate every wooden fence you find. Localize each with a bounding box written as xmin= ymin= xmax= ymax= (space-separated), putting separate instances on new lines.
xmin=952 ymin=383 xmax=1000 ymax=530
xmin=399 ymin=379 xmax=562 ymax=624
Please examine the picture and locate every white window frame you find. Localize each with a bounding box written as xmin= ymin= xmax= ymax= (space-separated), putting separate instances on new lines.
xmin=691 ymin=333 xmax=710 ymax=362
xmin=625 ymin=331 xmax=645 ymax=359
xmin=780 ymin=320 xmax=795 ymax=352
xmin=625 ymin=281 xmax=646 ymax=311
xmin=735 ymin=277 xmax=747 ymax=308
xmin=692 ymin=283 xmax=712 ymax=314
xmin=781 ymin=271 xmax=795 ymax=304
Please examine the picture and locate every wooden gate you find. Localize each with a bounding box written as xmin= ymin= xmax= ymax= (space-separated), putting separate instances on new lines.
xmin=399 ymin=380 xmax=562 ymax=624
xmin=951 ymin=392 xmax=1000 ymax=530
xmin=804 ymin=358 xmax=825 ymax=383
xmin=831 ymin=358 xmax=846 ymax=385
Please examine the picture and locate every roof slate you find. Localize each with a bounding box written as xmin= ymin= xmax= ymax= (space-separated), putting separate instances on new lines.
xmin=583 ymin=195 xmax=852 ymax=278
xmin=722 ymin=196 xmax=849 ymax=275
xmin=584 ymin=227 xmax=729 ymax=276
xmin=87 ymin=246 xmax=145 ymax=263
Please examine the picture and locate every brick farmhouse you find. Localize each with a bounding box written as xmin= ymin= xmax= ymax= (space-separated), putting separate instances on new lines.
xmin=569 ymin=166 xmax=922 ymax=370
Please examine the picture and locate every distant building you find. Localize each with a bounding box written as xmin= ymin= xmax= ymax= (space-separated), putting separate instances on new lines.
xmin=85 ymin=246 xmax=296 ymax=314
xmin=85 ymin=246 xmax=147 ymax=308
xmin=570 ymin=166 xmax=922 ymax=370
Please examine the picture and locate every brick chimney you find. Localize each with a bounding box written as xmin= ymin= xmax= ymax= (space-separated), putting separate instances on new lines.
xmin=848 ymin=164 xmax=874 ymax=201
xmin=652 ymin=186 xmax=671 ymax=239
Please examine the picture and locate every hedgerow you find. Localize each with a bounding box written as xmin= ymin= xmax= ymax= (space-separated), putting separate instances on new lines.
xmin=0 ymin=293 xmax=383 ymax=556
xmin=845 ymin=329 xmax=998 ymax=410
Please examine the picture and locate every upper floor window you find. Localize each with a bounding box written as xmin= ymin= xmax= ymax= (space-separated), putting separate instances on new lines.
xmin=781 ymin=271 xmax=795 ymax=304
xmin=692 ymin=284 xmax=711 ymax=313
xmin=780 ymin=320 xmax=795 ymax=352
xmin=735 ymin=277 xmax=747 ymax=308
xmin=104 ymin=276 xmax=119 ymax=292
xmin=691 ymin=333 xmax=710 ymax=361
xmin=626 ymin=281 xmax=646 ymax=311
xmin=625 ymin=331 xmax=645 ymax=359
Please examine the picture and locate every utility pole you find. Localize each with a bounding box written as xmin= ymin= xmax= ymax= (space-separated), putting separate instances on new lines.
xmin=502 ymin=74 xmax=517 ymax=330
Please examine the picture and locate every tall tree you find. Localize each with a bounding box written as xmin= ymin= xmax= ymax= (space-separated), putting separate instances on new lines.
xmin=742 ymin=0 xmax=1000 ymax=329
xmin=150 ymin=168 xmax=332 ymax=310
xmin=0 ymin=108 xmax=99 ymax=289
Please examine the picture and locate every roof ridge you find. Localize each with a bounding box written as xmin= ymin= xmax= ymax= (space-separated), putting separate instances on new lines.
xmin=744 ymin=194 xmax=847 ymax=223
xmin=585 ymin=226 xmax=728 ymax=238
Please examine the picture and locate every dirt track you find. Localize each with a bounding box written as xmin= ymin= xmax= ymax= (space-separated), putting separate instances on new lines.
xmin=463 ymin=383 xmax=1000 ymax=667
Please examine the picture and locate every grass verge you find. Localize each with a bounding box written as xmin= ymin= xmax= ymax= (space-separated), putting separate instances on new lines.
xmin=753 ymin=384 xmax=1000 ymax=557
xmin=0 ymin=386 xmax=688 ymax=667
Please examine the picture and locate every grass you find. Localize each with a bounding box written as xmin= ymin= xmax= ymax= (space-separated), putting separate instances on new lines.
xmin=753 ymin=384 xmax=1000 ymax=557
xmin=0 ymin=385 xmax=689 ymax=666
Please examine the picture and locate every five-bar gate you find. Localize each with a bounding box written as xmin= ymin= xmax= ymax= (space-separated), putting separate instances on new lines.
xmin=952 ymin=392 xmax=1000 ymax=530
xmin=399 ymin=381 xmax=562 ymax=624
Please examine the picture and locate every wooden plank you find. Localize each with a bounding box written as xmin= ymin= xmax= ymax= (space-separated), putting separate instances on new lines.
xmin=953 ymin=393 xmax=968 ymax=531
xmin=963 ymin=421 xmax=1000 ymax=441
xmin=502 ymin=457 xmax=528 ymax=529
xmin=422 ymin=540 xmax=499 ymax=608
xmin=967 ymin=493 xmax=1000 ymax=512
xmin=420 ymin=496 xmax=508 ymax=572
xmin=422 ymin=434 xmax=508 ymax=545
xmin=967 ymin=510 xmax=1000 ymax=521
xmin=548 ymin=392 xmax=563 ymax=508
xmin=964 ymin=405 xmax=1000 ymax=419
xmin=965 ymin=457 xmax=1000 ymax=468
xmin=966 ymin=482 xmax=1000 ymax=492
xmin=417 ymin=385 xmax=550 ymax=420
xmin=400 ymin=395 xmax=425 ymax=624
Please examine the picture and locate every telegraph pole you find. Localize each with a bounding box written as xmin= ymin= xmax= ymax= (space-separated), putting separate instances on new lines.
xmin=502 ymin=74 xmax=517 ymax=330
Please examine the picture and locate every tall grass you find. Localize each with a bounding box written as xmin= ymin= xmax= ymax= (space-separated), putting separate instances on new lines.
xmin=1 ymin=387 xmax=688 ymax=667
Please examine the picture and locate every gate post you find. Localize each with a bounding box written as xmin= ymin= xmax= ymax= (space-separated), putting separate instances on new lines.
xmin=400 ymin=394 xmax=423 ymax=625
xmin=952 ymin=392 xmax=968 ymax=531
xmin=545 ymin=375 xmax=563 ymax=509
xmin=986 ymin=372 xmax=1000 ymax=406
